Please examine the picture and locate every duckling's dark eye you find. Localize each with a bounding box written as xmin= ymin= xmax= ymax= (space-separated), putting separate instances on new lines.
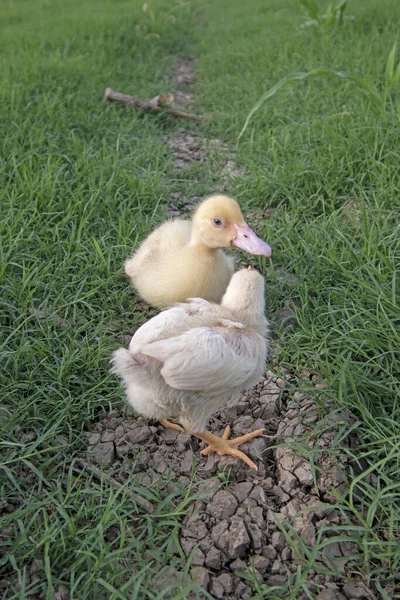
xmin=213 ymin=217 xmax=223 ymax=227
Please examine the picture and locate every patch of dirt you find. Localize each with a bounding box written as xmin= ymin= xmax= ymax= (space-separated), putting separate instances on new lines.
xmin=167 ymin=131 xmax=242 ymax=176
xmin=166 ymin=57 xmax=243 ymax=218
xmin=246 ymin=207 xmax=276 ymax=231
xmin=173 ymin=57 xmax=197 ymax=86
xmin=167 ymin=192 xmax=202 ymax=218
xmin=85 ymin=371 xmax=376 ymax=600
xmin=339 ymin=198 xmax=375 ymax=227
xmin=170 ymin=57 xmax=196 ymax=112
xmin=168 ymin=130 xmax=207 ymax=169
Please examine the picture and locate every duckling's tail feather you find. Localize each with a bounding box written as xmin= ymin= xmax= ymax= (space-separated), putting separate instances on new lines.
xmin=110 ymin=348 xmax=147 ymax=379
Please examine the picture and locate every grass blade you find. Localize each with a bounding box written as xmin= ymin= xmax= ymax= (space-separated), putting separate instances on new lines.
xmin=337 ymin=0 xmax=347 ymax=25
xmin=385 ymin=42 xmax=397 ymax=88
xmin=298 ymin=0 xmax=320 ymax=20
xmin=238 ymin=67 xmax=380 ymax=139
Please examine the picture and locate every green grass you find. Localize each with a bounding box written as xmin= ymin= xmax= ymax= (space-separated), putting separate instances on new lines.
xmin=1 ymin=0 xmax=400 ymax=597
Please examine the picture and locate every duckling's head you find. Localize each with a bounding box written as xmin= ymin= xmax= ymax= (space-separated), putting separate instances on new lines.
xmin=191 ymin=195 xmax=272 ymax=256
xmin=222 ymin=265 xmax=266 ymax=324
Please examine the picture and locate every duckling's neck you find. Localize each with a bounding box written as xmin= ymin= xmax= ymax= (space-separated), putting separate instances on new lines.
xmin=189 ymin=230 xmax=217 ymax=254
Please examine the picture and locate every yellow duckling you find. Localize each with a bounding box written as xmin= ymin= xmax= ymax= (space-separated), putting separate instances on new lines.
xmin=124 ymin=195 xmax=272 ymax=308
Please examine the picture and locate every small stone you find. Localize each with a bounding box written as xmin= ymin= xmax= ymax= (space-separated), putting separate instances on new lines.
xmin=20 ymin=431 xmax=36 ymax=443
xmin=114 ymin=425 xmax=125 ymax=440
xmin=55 ymin=435 xmax=68 ymax=446
xmin=163 ymin=427 xmax=180 ymax=443
xmin=223 ymin=405 xmax=237 ymax=421
xmin=197 ymin=478 xmax=220 ymax=502
xmin=204 ymin=546 xmax=223 ymax=570
xmin=116 ymin=443 xmax=130 ymax=457
xmin=233 ymin=415 xmax=254 ymax=433
xmin=342 ymin=583 xmax=369 ymax=599
xmin=211 ymin=520 xmax=230 ymax=553
xmin=254 ymin=569 xmax=264 ymax=583
xmin=294 ymin=464 xmax=313 ymax=486
xmin=267 ymin=575 xmax=286 ymax=586
xmin=211 ymin=519 xmax=229 ymax=542
xmin=179 ymin=451 xmax=193 ymax=474
xmin=339 ymin=540 xmax=359 ymax=557
xmin=281 ymin=547 xmax=292 ymax=562
xmin=54 ymin=587 xmax=69 ymax=600
xmin=207 ymin=490 xmax=238 ymax=519
xmin=202 ymin=452 xmax=218 ymax=474
xmin=199 ymin=537 xmax=213 ymax=554
xmin=89 ymin=441 xmax=115 ymax=467
xmin=253 ymin=555 xmax=269 ymax=574
xmin=235 ymin=582 xmax=252 ymax=600
xmin=300 ymin=524 xmax=316 ymax=547
xmin=263 ymin=477 xmax=274 ymax=490
xmin=316 ymin=590 xmax=347 ymax=600
xmin=242 ymin=497 xmax=257 ymax=508
xmin=323 ymin=541 xmax=342 ymax=559
xmin=227 ymin=517 xmax=251 ymax=559
xmin=262 ymin=545 xmax=277 ymax=560
xmin=271 ymin=531 xmax=286 ymax=553
xmin=0 ymin=527 xmax=12 ymax=540
xmin=191 ymin=547 xmax=205 ymax=566
xmin=87 ymin=433 xmax=100 ymax=445
xmin=254 ymin=403 xmax=278 ymax=419
xmin=136 ymin=451 xmax=150 ymax=469
xmin=217 ymin=573 xmax=233 ymax=594
xmin=235 ymin=402 xmax=247 ymax=415
xmin=261 ymin=380 xmax=281 ymax=397
xmin=247 ymin=522 xmax=263 ymax=551
xmin=270 ymin=486 xmax=291 ymax=503
xmin=30 ymin=559 xmax=43 ymax=583
xmin=249 ymin=485 xmax=266 ymax=505
xmin=181 ymin=537 xmax=196 ymax=557
xmin=247 ymin=437 xmax=266 ymax=461
xmin=126 ymin=424 xmax=151 ymax=444
xmin=271 ymin=559 xmax=281 ymax=575
xmin=230 ymin=481 xmax=254 ymax=503
xmin=229 ymin=558 xmax=246 ymax=572
xmin=183 ymin=516 xmax=208 ymax=540
xmin=155 ymin=567 xmax=180 ymax=590
xmin=249 ymin=506 xmax=264 ymax=528
xmin=101 ymin=430 xmax=115 ymax=443
xmin=190 ymin=566 xmax=209 ymax=590
xmin=210 ymin=578 xmax=224 ymax=598
xmin=152 ymin=452 xmax=167 ymax=473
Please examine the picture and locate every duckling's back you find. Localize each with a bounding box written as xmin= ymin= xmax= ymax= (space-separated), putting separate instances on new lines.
xmin=124 ymin=219 xmax=234 ymax=308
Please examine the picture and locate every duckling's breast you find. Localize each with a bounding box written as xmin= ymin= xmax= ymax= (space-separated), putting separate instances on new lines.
xmin=128 ymin=219 xmax=235 ymax=307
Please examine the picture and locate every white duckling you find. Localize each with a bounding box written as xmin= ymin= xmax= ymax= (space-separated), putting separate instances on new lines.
xmin=124 ymin=195 xmax=272 ymax=308
xmin=111 ymin=266 xmax=268 ymax=470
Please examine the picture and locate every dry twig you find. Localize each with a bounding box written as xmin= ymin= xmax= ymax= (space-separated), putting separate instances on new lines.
xmin=103 ymin=88 xmax=203 ymax=121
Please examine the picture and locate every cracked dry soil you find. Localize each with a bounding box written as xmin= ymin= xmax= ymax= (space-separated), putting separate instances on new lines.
xmin=86 ymin=58 xmax=377 ymax=599
xmin=86 ymin=371 xmax=375 ymax=600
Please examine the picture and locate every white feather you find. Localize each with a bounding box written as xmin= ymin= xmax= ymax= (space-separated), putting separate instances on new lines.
xmin=111 ymin=268 xmax=268 ymax=432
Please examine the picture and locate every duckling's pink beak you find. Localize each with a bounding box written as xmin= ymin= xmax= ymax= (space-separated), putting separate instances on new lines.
xmin=232 ymin=224 xmax=272 ymax=257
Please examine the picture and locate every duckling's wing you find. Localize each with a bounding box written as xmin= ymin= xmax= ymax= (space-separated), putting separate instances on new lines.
xmin=141 ymin=327 xmax=259 ymax=393
xmin=129 ymin=298 xmax=212 ymax=353
xmin=129 ymin=306 xmax=190 ymax=353
xmin=176 ymin=297 xmax=213 ymax=315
